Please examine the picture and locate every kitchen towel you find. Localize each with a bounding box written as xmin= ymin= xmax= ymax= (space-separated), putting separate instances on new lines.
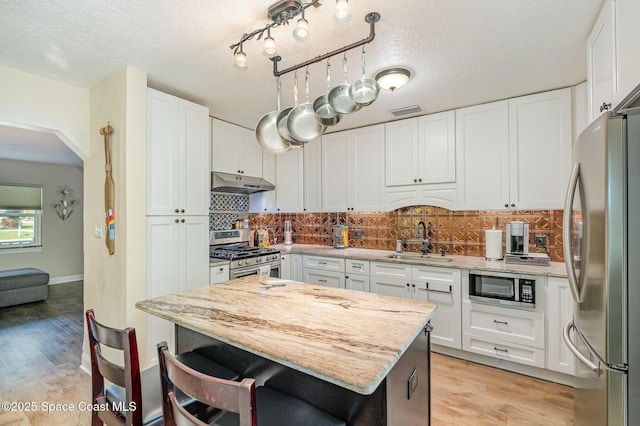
xmin=485 ymin=229 xmax=503 ymax=260
xmin=258 ymin=265 xmax=271 ymax=276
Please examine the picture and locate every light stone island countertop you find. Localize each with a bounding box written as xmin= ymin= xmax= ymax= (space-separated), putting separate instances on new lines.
xmin=274 ymin=243 xmax=568 ymax=278
xmin=136 ymin=275 xmax=436 ymax=395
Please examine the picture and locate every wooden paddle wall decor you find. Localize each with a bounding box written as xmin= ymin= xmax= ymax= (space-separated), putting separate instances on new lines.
xmin=100 ymin=123 xmax=115 ymax=255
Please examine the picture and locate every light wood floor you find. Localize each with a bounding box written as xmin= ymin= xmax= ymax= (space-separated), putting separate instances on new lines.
xmin=0 ymin=282 xmax=574 ymax=425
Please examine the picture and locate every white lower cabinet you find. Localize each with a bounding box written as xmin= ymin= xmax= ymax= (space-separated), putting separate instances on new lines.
xmin=345 ymin=259 xmax=370 ymax=292
xmin=290 ymin=254 xmax=303 ymax=281
xmin=462 ymin=301 xmax=545 ymax=368
xmin=280 ymin=254 xmax=291 ymax=280
xmin=303 ymin=255 xmax=345 ymax=288
xmin=546 ymin=276 xmax=576 ymax=375
xmin=209 ymin=264 xmax=230 ymax=284
xmin=371 ymin=262 xmax=462 ymax=350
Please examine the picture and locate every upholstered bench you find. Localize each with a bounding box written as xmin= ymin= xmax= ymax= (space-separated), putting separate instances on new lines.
xmin=0 ymin=268 xmax=49 ymax=308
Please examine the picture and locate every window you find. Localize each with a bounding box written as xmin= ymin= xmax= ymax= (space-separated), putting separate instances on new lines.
xmin=0 ymin=184 xmax=43 ymax=250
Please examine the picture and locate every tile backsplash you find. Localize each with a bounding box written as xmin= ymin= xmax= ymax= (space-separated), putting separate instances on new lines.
xmin=209 ymin=192 xmax=249 ymax=230
xmin=249 ymin=207 xmax=565 ymax=262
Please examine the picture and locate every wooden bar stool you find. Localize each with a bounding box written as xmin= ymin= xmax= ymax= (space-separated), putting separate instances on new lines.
xmin=158 ymin=341 xmax=347 ymax=426
xmin=86 ymin=309 xmax=239 ymax=426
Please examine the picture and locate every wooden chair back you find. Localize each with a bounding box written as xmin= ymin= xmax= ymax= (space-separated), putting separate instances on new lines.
xmin=157 ymin=341 xmax=258 ymax=426
xmin=86 ymin=309 xmax=143 ymax=426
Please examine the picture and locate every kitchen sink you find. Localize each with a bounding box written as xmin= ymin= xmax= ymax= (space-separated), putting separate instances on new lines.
xmin=387 ymin=254 xmax=454 ymax=262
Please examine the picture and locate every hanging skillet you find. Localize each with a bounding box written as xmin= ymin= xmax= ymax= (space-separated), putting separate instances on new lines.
xmin=328 ymin=54 xmax=361 ymax=114
xmin=256 ymin=78 xmax=292 ymax=154
xmin=287 ymin=67 xmax=327 ymax=142
xmin=349 ymin=45 xmax=380 ymax=106
xmin=277 ymin=72 xmax=304 ymax=148
xmin=313 ymin=61 xmax=342 ymax=126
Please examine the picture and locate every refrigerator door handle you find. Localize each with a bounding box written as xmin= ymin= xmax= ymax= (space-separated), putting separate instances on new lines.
xmin=563 ymin=163 xmax=582 ymax=303
xmin=563 ymin=319 xmax=602 ymax=375
xmin=564 ymin=320 xmax=629 ymax=375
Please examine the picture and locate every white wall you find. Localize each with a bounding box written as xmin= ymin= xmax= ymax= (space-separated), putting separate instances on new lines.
xmin=0 ymin=159 xmax=83 ymax=281
xmin=0 ymin=65 xmax=90 ymax=160
xmin=82 ymin=66 xmax=149 ymax=367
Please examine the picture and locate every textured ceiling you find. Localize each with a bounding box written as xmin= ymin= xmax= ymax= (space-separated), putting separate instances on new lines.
xmin=0 ymin=0 xmax=604 ymax=164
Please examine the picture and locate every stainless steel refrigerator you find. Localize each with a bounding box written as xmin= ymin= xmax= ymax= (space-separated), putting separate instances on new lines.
xmin=562 ymin=85 xmax=640 ymax=425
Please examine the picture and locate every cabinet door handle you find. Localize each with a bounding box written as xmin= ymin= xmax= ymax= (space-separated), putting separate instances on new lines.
xmin=493 ymin=320 xmax=508 ymax=325
xmin=318 ymin=261 xmax=327 ymax=265
xmin=600 ymin=102 xmax=611 ymax=112
xmin=425 ymin=283 xmax=453 ymax=294
xmin=174 ymin=219 xmax=179 ymax=223
xmin=175 ymin=209 xmax=180 ymax=213
xmin=418 ymin=178 xmax=422 ymax=182
xmin=494 ymin=347 xmax=509 ymax=353
xmin=406 ymin=283 xmax=411 ymax=287
xmin=180 ymin=209 xmax=185 ymax=213
xmin=318 ymin=279 xmax=327 ymax=283
xmin=180 ymin=219 xmax=185 ymax=223
xmin=504 ymin=203 xmax=509 ymax=208
xmin=510 ymin=203 xmax=515 ymax=208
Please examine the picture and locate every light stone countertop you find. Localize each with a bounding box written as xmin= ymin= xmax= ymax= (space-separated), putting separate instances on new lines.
xmin=275 ymin=244 xmax=568 ymax=278
xmin=136 ymin=275 xmax=436 ymax=395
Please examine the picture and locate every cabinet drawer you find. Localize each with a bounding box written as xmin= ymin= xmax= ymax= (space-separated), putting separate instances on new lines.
xmin=371 ymin=261 xmax=412 ymax=280
xmin=346 ymin=259 xmax=370 ymax=275
xmin=463 ymin=302 xmax=545 ymax=348
xmin=463 ymin=333 xmax=545 ymax=368
xmin=209 ymin=264 xmax=230 ymax=285
xmin=303 ymin=269 xmax=345 ymax=289
xmin=303 ymin=255 xmax=345 ymax=272
xmin=412 ymin=265 xmax=460 ymax=287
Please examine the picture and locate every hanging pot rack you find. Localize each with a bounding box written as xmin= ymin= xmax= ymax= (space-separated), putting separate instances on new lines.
xmin=269 ymin=12 xmax=380 ymax=77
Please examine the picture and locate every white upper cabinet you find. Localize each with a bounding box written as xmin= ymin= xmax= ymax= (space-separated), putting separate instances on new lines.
xmin=508 ymin=89 xmax=572 ymax=210
xmin=385 ymin=111 xmax=456 ymax=186
xmin=587 ymin=0 xmax=616 ymax=122
xmin=211 ymin=118 xmax=263 ymax=178
xmin=303 ymin=140 xmax=322 ymax=212
xmin=147 ymin=88 xmax=210 ymax=216
xmin=587 ymin=0 xmax=640 ymax=122
xmin=455 ymin=100 xmax=510 ymax=210
xmin=614 ymin=0 xmax=640 ymax=104
xmin=322 ymin=125 xmax=385 ymax=212
xmin=276 ymin=148 xmax=304 ymax=212
xmin=249 ymin=151 xmax=277 ymax=213
xmin=456 ymin=89 xmax=571 ymax=210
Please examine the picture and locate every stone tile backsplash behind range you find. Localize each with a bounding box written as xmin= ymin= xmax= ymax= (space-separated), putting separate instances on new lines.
xmin=249 ymin=207 xmax=565 ymax=262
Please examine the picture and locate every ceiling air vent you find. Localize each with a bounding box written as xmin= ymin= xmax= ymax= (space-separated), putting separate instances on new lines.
xmin=390 ymin=105 xmax=423 ymax=117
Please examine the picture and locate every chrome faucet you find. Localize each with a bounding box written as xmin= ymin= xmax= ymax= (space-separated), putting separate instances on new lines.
xmin=416 ymin=221 xmax=430 ymax=255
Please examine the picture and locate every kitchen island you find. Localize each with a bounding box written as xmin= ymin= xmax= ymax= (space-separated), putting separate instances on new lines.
xmin=136 ymin=275 xmax=436 ymax=425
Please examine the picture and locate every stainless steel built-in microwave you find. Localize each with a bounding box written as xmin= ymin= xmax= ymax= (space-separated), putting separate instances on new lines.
xmin=469 ymin=271 xmax=536 ymax=308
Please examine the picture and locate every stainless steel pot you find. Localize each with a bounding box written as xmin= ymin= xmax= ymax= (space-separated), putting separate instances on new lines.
xmin=255 ymin=79 xmax=292 ymax=154
xmin=313 ymin=61 xmax=342 ymax=126
xmin=328 ymin=55 xmax=361 ymax=114
xmin=287 ymin=68 xmax=327 ymax=142
xmin=349 ymin=46 xmax=380 ymax=106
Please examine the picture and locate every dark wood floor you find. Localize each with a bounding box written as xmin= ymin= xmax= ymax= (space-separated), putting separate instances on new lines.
xmin=0 ymin=282 xmax=574 ymax=425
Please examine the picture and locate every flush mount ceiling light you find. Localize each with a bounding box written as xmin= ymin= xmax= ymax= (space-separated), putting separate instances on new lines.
xmin=375 ymin=67 xmax=412 ymax=91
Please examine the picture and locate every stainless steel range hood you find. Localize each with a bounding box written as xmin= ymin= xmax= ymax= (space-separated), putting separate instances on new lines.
xmin=211 ymin=172 xmax=275 ymax=194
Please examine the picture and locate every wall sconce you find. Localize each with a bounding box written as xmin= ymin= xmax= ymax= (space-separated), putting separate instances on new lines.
xmin=52 ymin=185 xmax=80 ymax=221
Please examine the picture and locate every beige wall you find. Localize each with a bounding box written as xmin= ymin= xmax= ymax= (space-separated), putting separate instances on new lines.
xmin=0 ymin=65 xmax=90 ymax=160
xmin=0 ymin=159 xmax=83 ymax=280
xmin=83 ymin=66 xmax=149 ymax=366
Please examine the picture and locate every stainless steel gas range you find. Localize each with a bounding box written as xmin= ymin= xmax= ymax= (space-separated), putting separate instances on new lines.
xmin=209 ymin=229 xmax=281 ymax=279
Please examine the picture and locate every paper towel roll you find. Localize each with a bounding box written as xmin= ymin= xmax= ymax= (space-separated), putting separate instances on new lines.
xmin=485 ymin=229 xmax=503 ymax=260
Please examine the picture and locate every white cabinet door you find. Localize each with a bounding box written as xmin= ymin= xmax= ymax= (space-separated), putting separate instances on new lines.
xmin=276 ymin=149 xmax=303 ymax=212
xmin=250 ymin=151 xmax=277 ymax=213
xmin=412 ymin=266 xmax=462 ymax=349
xmin=290 ymin=254 xmax=303 ymax=281
xmin=346 ymin=274 xmax=370 ymax=293
xmin=385 ymin=119 xmax=419 ymax=186
xmin=147 ymin=89 xmax=210 ymax=216
xmin=211 ymin=119 xmax=262 ymax=177
xmin=209 ymin=264 xmax=230 ymax=284
xmin=303 ymin=139 xmax=322 ymax=212
xmin=350 ymin=125 xmax=385 ymax=212
xmin=615 ymin=0 xmax=640 ymax=104
xmin=508 ymin=89 xmax=572 ymax=210
xmin=417 ymin=111 xmax=456 ymax=184
xmin=182 ymin=216 xmax=210 ymax=290
xmin=546 ymin=277 xmax=576 ymax=375
xmin=587 ymin=0 xmax=616 ymax=122
xmin=280 ymin=254 xmax=291 ymax=280
xmin=322 ymin=132 xmax=349 ymax=212
xmin=455 ymin=100 xmax=510 ymax=210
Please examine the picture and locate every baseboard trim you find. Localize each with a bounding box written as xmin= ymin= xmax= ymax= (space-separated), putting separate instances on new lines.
xmin=80 ymin=352 xmax=91 ymax=375
xmin=48 ymin=274 xmax=84 ymax=285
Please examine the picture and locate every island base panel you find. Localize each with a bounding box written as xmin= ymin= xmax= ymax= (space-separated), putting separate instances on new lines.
xmin=175 ymin=325 xmax=431 ymax=425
